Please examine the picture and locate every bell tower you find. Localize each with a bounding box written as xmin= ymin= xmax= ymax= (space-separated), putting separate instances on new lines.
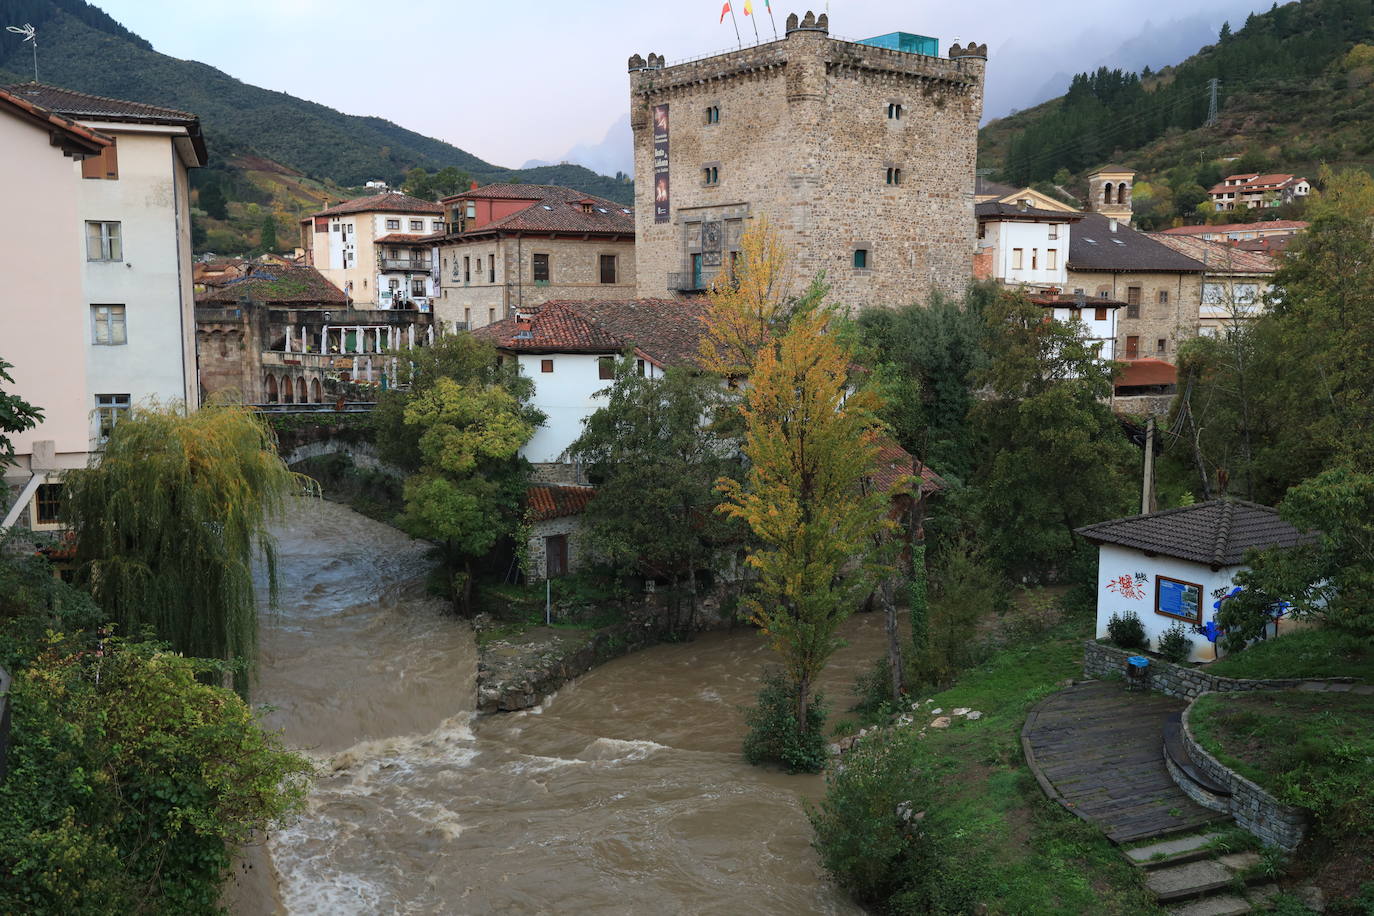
xmin=1087 ymin=165 xmax=1136 ymax=224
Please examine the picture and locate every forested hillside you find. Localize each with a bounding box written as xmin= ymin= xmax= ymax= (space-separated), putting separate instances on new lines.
xmin=0 ymin=0 xmax=633 ymax=252
xmin=979 ymin=0 xmax=1374 ymax=227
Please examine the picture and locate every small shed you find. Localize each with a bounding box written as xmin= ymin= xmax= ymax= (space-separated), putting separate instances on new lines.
xmin=1075 ymin=500 xmax=1314 ymax=661
xmin=525 ymin=484 xmax=595 ymax=580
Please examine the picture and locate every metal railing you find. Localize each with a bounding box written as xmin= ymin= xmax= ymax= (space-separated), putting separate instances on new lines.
xmin=667 ymin=271 xmax=715 ymax=292
xmin=251 ymin=402 xmax=378 ymax=414
xmin=379 ymin=258 xmax=433 ymax=271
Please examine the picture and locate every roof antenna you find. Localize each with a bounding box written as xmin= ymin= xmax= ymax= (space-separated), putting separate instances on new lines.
xmin=5 ymin=23 xmax=37 ymax=82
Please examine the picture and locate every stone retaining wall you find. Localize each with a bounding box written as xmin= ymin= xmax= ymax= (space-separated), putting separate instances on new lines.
xmin=1082 ymin=640 xmax=1354 ymax=701
xmin=1181 ymin=695 xmax=1309 ymax=850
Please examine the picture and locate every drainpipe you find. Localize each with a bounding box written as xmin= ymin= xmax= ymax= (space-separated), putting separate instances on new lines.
xmin=517 ymin=234 xmax=523 ymax=316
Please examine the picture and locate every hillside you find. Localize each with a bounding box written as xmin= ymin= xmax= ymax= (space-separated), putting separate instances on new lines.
xmin=977 ymin=0 xmax=1374 ymax=227
xmin=0 ymin=0 xmax=633 ymax=252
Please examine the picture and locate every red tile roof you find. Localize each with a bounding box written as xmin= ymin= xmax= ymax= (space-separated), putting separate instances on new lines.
xmin=870 ymin=436 xmax=947 ymax=498
xmin=526 ymin=484 xmax=595 ymax=521
xmin=0 ymin=85 xmax=113 ymax=155
xmin=1115 ymin=358 xmax=1177 ymax=389
xmin=1159 ymin=220 xmax=1307 ymax=236
xmin=1207 ymin=174 xmax=1307 ymax=195
xmin=314 ymin=192 xmax=442 ymax=218
xmin=374 ymin=232 xmax=443 ymax=245
xmin=1144 ymin=233 xmax=1278 ymax=275
xmin=195 ymin=264 xmax=347 ymax=305
xmin=472 ymin=299 xmax=706 ymax=367
xmin=440 ymin=184 xmax=634 ymax=238
xmin=7 ymin=81 xmax=206 ymax=163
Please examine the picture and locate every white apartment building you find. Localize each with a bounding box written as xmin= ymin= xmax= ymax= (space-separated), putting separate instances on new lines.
xmin=974 ymin=201 xmax=1082 ymax=289
xmin=301 ymin=192 xmax=445 ymax=310
xmin=1 ymin=83 xmax=204 ymax=533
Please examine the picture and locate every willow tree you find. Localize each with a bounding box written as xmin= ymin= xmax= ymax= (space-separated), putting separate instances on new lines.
xmin=719 ymin=307 xmax=894 ymax=750
xmin=63 ymin=404 xmax=308 ymax=693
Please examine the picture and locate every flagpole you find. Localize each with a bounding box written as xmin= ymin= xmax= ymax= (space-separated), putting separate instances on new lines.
xmin=747 ymin=5 xmax=760 ymax=44
xmin=728 ymin=4 xmax=742 ymax=48
xmin=765 ymin=1 xmax=778 ymax=39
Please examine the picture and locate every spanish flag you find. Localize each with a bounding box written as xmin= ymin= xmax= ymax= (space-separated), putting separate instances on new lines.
xmin=743 ymin=0 xmax=753 ymax=13
xmin=720 ymin=1 xmax=730 ymax=23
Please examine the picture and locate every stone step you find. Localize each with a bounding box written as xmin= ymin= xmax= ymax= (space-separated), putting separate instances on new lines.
xmin=1166 ymin=893 xmax=1252 ymax=916
xmin=1244 ymin=883 xmax=1280 ymax=907
xmin=1217 ymin=851 xmax=1262 ymax=872
xmin=1146 ymin=860 xmax=1237 ymax=903
xmin=1126 ymin=831 xmax=1229 ymax=869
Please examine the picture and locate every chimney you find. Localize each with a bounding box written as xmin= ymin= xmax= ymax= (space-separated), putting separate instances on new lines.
xmin=470 ymin=179 xmax=478 ymax=191
xmin=1109 ymin=218 xmax=1118 ymax=233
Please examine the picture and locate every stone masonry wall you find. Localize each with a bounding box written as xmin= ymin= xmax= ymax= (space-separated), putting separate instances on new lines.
xmin=630 ymin=19 xmax=985 ymax=312
xmin=1082 ymin=640 xmax=1356 ymax=701
xmin=1066 ymin=269 xmax=1202 ymax=360
xmin=1181 ymin=695 xmax=1309 ymax=850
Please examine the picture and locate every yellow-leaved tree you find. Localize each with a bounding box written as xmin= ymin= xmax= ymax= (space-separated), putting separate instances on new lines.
xmin=718 ymin=305 xmax=895 ymax=770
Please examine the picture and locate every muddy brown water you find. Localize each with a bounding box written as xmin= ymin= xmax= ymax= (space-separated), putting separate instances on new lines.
xmin=248 ymin=500 xmax=880 ymax=914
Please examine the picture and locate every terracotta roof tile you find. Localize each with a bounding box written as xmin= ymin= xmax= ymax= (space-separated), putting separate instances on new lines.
xmin=0 ymin=85 xmax=112 ymax=154
xmin=7 ymin=81 xmax=197 ymax=122
xmin=472 ymin=299 xmax=705 ymax=367
xmin=374 ymin=232 xmax=443 ymax=245
xmin=1114 ymin=358 xmax=1177 ymax=388
xmin=440 ymin=184 xmax=633 ymax=238
xmin=1144 ymin=233 xmax=1278 ymax=275
xmin=195 ymin=264 xmax=347 ymax=305
xmin=1075 ymin=499 xmax=1315 ymax=567
xmin=315 ymin=192 xmax=442 ymax=217
xmin=1159 ymin=220 xmax=1307 ymax=236
xmin=870 ymin=436 xmax=946 ymax=498
xmin=526 ymin=484 xmax=595 ymax=521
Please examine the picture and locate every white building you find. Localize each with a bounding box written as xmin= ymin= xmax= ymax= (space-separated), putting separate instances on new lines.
xmin=302 ymin=192 xmax=445 ymax=310
xmin=1076 ymin=500 xmax=1315 ymax=662
xmin=975 ymin=201 xmax=1083 ymax=289
xmin=1207 ymin=173 xmax=1310 ymax=211
xmin=472 ymin=298 xmax=705 ymax=470
xmin=1029 ymin=293 xmax=1122 ymax=362
xmin=1 ymin=83 xmax=204 ymax=532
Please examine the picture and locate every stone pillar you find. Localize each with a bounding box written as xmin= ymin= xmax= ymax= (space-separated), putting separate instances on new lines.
xmin=408 ymin=324 xmax=415 ymax=349
xmin=301 ymin=326 xmax=308 ymax=353
xmin=285 ymin=326 xmax=293 ymax=353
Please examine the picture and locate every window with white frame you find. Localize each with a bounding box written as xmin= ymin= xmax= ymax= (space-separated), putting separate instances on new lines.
xmin=85 ymin=221 xmax=122 ymax=261
xmin=410 ymin=219 xmax=424 ymax=231
xmin=91 ymin=305 xmax=127 ymax=345
xmin=1012 ymin=248 xmax=1024 ymax=270
xmin=95 ymin=393 xmax=130 ymax=440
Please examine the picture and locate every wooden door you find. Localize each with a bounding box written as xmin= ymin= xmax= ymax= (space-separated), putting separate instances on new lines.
xmin=545 ymin=535 xmax=568 ymax=578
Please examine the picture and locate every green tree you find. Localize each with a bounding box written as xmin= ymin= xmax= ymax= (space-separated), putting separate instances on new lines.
xmin=199 ymin=180 xmax=228 ymax=220
xmin=968 ymin=291 xmax=1135 ymax=581
xmin=719 ymin=307 xmax=894 ymax=755
xmin=258 ymin=211 xmax=278 ymax=252
xmin=0 ymin=631 xmax=310 ymax=913
xmin=0 ymin=358 xmax=42 ymax=468
xmin=396 ymin=375 xmax=537 ymax=612
xmin=61 ymin=405 xmax=308 ymax=694
xmin=568 ymin=360 xmax=736 ymax=632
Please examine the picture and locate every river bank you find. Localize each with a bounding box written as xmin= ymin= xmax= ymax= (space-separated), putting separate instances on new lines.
xmin=241 ymin=499 xmax=889 ymax=913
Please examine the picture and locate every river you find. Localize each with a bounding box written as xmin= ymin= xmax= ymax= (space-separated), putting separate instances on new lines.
xmin=245 ymin=499 xmax=881 ymax=914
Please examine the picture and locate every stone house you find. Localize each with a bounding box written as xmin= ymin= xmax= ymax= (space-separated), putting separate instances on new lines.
xmin=1076 ymin=500 xmax=1315 ymax=662
xmin=195 ymin=262 xmax=433 ymax=403
xmin=524 ymin=484 xmax=596 ymax=579
xmin=432 ymin=184 xmax=635 ymax=333
xmin=1067 ymin=213 xmax=1205 ymax=361
xmin=300 ymin=192 xmax=445 ymax=309
xmin=628 ymin=12 xmax=987 ymax=311
xmin=1144 ymin=233 xmax=1278 ymax=338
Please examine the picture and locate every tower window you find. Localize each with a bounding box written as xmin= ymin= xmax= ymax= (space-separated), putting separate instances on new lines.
xmin=853 ymin=249 xmax=869 ymax=269
xmin=885 ymin=167 xmax=902 ymax=185
xmin=705 ymin=105 xmax=720 ymax=124
xmin=887 ymin=102 xmax=903 ymax=120
xmin=703 ymin=166 xmax=719 ymax=186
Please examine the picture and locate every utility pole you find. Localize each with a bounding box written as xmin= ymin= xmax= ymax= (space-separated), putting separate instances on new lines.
xmin=1205 ymin=78 xmax=1220 ymax=127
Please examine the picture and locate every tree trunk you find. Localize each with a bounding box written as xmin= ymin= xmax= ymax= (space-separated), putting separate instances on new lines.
xmin=795 ymin=673 xmax=811 ymax=735
xmin=882 ymin=576 xmax=903 ymax=702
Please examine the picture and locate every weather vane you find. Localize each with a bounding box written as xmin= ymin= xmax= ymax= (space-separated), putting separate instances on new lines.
xmin=5 ymin=23 xmax=37 ymax=82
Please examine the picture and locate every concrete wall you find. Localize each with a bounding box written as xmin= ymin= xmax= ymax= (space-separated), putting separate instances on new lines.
xmin=631 ymin=28 xmax=985 ymax=311
xmin=78 ymin=128 xmax=197 ymax=441
xmin=1067 ymin=270 xmax=1201 ymax=361
xmin=0 ymin=105 xmax=90 ymax=476
xmin=516 ymin=352 xmax=664 ymax=463
xmin=1093 ymin=543 xmax=1240 ymax=663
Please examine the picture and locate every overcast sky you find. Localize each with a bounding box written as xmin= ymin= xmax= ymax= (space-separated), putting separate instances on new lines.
xmin=93 ymin=0 xmax=1277 ymax=172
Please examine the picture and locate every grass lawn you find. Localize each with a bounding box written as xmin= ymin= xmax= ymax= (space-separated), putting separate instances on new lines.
xmin=811 ymin=623 xmax=1161 ymax=915
xmin=1204 ymin=627 xmax=1374 ymax=682
xmin=1190 ymin=690 xmax=1374 ymax=908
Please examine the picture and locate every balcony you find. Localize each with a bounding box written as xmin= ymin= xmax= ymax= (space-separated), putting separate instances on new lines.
xmin=668 ymin=270 xmax=715 ymax=293
xmin=379 ymin=258 xmax=433 ymax=272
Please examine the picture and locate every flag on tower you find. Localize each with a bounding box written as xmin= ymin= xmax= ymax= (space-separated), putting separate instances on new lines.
xmin=743 ymin=0 xmax=753 ymax=14
xmin=720 ymin=1 xmax=731 ymax=23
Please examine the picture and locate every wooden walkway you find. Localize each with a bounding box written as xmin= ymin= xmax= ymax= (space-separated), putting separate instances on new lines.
xmin=1022 ymin=681 xmax=1228 ymax=844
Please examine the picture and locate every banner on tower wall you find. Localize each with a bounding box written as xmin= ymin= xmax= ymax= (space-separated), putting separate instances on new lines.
xmin=653 ymin=104 xmax=670 ymax=223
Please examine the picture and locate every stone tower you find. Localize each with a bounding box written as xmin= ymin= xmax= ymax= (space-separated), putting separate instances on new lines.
xmin=1087 ymin=165 xmax=1136 ymax=224
xmin=627 ymin=13 xmax=987 ymax=311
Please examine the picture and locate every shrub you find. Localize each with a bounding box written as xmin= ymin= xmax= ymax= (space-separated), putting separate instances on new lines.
xmin=1107 ymin=610 xmax=1147 ymax=650
xmin=808 ymin=729 xmax=935 ymax=906
xmin=1156 ymin=621 xmax=1195 ymax=663
xmin=742 ymin=668 xmax=829 ymax=773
